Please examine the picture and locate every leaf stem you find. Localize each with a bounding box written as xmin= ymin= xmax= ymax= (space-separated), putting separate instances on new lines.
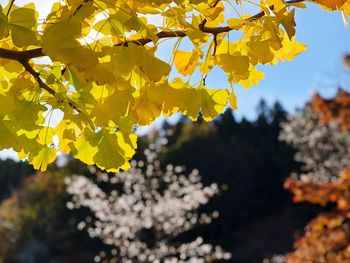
xmin=6 ymin=0 xmax=15 ymax=16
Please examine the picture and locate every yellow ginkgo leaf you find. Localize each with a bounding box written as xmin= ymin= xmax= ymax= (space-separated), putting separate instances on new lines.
xmin=175 ymin=84 xmax=229 ymax=121
xmin=238 ymin=68 xmax=265 ymax=88
xmin=137 ymin=48 xmax=171 ymax=82
xmin=0 ymin=120 xmax=20 ymax=150
xmin=146 ymin=81 xmax=186 ymax=117
xmin=54 ymin=116 xmax=83 ymax=153
xmin=93 ymin=130 xmax=137 ymax=172
xmin=264 ymin=0 xmax=286 ymax=11
xmin=10 ymin=24 xmax=38 ymax=47
xmin=216 ymin=53 xmax=250 ymax=75
xmin=70 ymin=129 xmax=97 ymax=165
xmin=109 ymin=10 xmax=158 ymax=42
xmin=272 ymin=37 xmax=307 ymax=64
xmin=200 ymin=87 xmax=229 ymax=121
xmin=0 ymin=94 xmax=16 ymax=116
xmin=276 ymin=9 xmax=296 ymax=40
xmin=229 ymin=89 xmax=238 ymax=110
xmin=109 ymin=44 xmax=170 ymax=82
xmin=8 ymin=4 xmax=38 ymax=47
xmin=42 ymin=18 xmax=98 ymax=70
xmin=9 ymin=5 xmax=37 ymax=29
xmin=174 ymin=50 xmax=199 ymax=76
xmin=342 ymin=2 xmax=350 ymax=14
xmin=6 ymin=100 xmax=46 ymax=132
xmin=29 ymin=146 xmax=57 ymax=171
xmin=0 ymin=0 xmax=339 ymax=173
xmin=132 ymin=88 xmax=162 ymax=125
xmin=92 ymin=89 xmax=134 ymax=126
xmin=71 ymin=128 xmax=137 ymax=172
xmin=227 ymin=18 xmax=245 ymax=30
xmin=67 ymin=0 xmax=85 ymax=8
xmin=0 ymin=9 xmax=8 ymax=40
xmin=247 ymin=38 xmax=275 ymax=65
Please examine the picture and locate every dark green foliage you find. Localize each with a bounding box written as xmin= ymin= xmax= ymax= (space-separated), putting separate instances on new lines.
xmin=0 ymin=159 xmax=33 ymax=201
xmin=0 ymin=166 xmax=105 ymax=263
xmin=160 ymin=101 xmax=322 ymax=262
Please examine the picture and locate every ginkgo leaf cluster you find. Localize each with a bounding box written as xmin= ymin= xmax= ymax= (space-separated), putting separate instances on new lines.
xmin=0 ymin=0 xmax=346 ymax=171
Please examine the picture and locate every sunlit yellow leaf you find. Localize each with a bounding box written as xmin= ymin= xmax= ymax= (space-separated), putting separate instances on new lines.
xmin=29 ymin=146 xmax=57 ymax=171
xmin=71 ymin=128 xmax=137 ymax=172
xmin=272 ymin=37 xmax=307 ymax=64
xmin=132 ymin=87 xmax=162 ymax=125
xmin=174 ymin=50 xmax=199 ymax=76
xmin=92 ymin=88 xmax=134 ymax=126
xmin=9 ymin=5 xmax=37 ymax=29
xmin=0 ymin=94 xmax=16 ymax=116
xmin=227 ymin=18 xmax=245 ymax=30
xmin=216 ymin=53 xmax=250 ymax=75
xmin=229 ymin=89 xmax=238 ymax=110
xmin=276 ymin=9 xmax=296 ymax=40
xmin=42 ymin=18 xmax=98 ymax=70
xmin=239 ymin=68 xmax=265 ymax=88
xmin=10 ymin=24 xmax=38 ymax=47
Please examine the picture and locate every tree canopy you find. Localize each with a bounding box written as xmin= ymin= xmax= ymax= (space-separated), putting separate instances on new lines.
xmin=0 ymin=0 xmax=348 ymax=171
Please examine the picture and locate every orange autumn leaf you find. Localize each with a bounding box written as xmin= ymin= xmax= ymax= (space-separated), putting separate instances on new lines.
xmin=311 ymin=89 xmax=350 ymax=130
xmin=308 ymin=0 xmax=347 ymax=10
xmin=285 ymin=168 xmax=350 ymax=263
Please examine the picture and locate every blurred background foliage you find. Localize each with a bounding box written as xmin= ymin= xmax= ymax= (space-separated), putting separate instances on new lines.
xmin=0 ymin=100 xmax=329 ymax=263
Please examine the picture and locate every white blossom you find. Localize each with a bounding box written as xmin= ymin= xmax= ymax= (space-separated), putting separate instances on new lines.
xmin=66 ymin=145 xmax=230 ymax=262
xmin=279 ymin=105 xmax=350 ymax=183
xmin=262 ymin=255 xmax=286 ymax=263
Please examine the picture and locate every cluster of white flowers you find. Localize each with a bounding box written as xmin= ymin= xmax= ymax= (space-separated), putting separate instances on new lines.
xmin=65 ymin=144 xmax=230 ymax=262
xmin=279 ymin=105 xmax=350 ymax=183
xmin=262 ymin=255 xmax=286 ymax=263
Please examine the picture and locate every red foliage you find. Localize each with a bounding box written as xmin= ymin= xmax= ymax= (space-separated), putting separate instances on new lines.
xmin=285 ymin=168 xmax=350 ymax=262
xmin=285 ymin=212 xmax=350 ymax=263
xmin=285 ymin=169 xmax=350 ymax=210
xmin=311 ymin=89 xmax=350 ymax=130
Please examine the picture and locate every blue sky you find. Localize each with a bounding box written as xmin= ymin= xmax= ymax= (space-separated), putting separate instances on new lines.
xmin=0 ymin=1 xmax=349 ymax=159
xmin=229 ymin=3 xmax=350 ymax=119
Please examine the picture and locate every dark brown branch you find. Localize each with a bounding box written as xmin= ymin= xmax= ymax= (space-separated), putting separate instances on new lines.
xmin=0 ymin=48 xmax=44 ymax=61
xmin=0 ymin=0 xmax=306 ymax=61
xmin=287 ymin=0 xmax=306 ymax=3
xmin=6 ymin=0 xmax=15 ymax=16
xmin=199 ymin=0 xmax=221 ymax=29
xmin=115 ymin=30 xmax=187 ymax=46
xmin=73 ymin=0 xmax=92 ymax=16
xmin=20 ymin=60 xmax=56 ymax=95
xmin=0 ymin=0 xmax=306 ymax=114
xmin=119 ymin=0 xmax=305 ymax=46
xmin=20 ymin=60 xmax=81 ymax=112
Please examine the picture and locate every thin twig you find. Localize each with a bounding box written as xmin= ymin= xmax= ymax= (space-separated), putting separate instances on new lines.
xmin=0 ymin=0 xmax=306 ymax=61
xmin=6 ymin=0 xmax=15 ymax=16
xmin=20 ymin=60 xmax=56 ymax=95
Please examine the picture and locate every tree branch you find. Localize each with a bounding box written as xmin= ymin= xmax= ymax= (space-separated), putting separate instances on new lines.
xmin=115 ymin=30 xmax=187 ymax=46
xmin=0 ymin=0 xmax=306 ymax=115
xmin=20 ymin=60 xmax=56 ymax=95
xmin=0 ymin=48 xmax=44 ymax=61
xmin=0 ymin=0 xmax=306 ymax=60
xmin=6 ymin=0 xmax=15 ymax=16
xmin=117 ymin=0 xmax=306 ymax=46
xmin=20 ymin=60 xmax=81 ymax=112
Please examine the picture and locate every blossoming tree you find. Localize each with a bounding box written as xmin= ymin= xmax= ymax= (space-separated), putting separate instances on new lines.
xmin=66 ymin=144 xmax=230 ymax=262
xmin=280 ymin=88 xmax=350 ymax=262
